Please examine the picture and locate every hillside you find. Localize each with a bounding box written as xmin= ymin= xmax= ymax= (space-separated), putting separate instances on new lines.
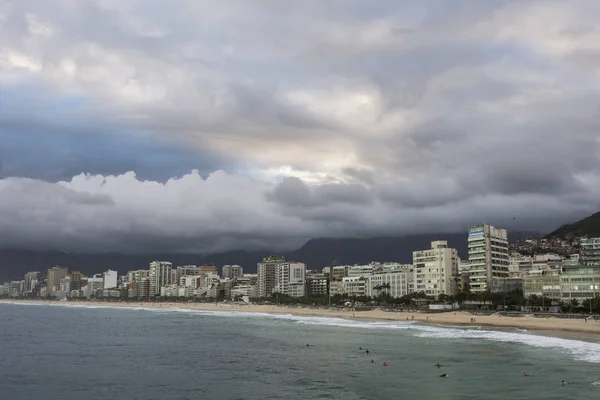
xmin=0 ymin=231 xmax=538 ymax=281
xmin=545 ymin=211 xmax=600 ymax=239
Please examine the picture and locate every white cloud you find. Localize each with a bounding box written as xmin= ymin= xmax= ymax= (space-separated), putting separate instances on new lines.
xmin=25 ymin=13 xmax=55 ymax=36
xmin=0 ymin=169 xmax=598 ymax=253
xmin=1 ymin=51 xmax=42 ymax=72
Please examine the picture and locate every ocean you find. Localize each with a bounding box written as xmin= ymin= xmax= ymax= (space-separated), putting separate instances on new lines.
xmin=1 ymin=303 xmax=599 ymax=400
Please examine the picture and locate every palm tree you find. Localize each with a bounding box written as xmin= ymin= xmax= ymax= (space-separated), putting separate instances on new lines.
xmin=569 ymin=298 xmax=579 ymax=313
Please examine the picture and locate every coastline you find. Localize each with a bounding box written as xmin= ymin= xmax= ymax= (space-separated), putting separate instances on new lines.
xmin=2 ymin=299 xmax=599 ymax=340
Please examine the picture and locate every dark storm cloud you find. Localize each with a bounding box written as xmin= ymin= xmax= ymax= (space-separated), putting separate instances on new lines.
xmin=0 ymin=0 xmax=600 ymax=253
xmin=267 ymin=177 xmax=373 ymax=208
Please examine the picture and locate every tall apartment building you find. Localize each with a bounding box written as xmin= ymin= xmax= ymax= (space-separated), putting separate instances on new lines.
xmin=222 ymin=265 xmax=244 ymax=279
xmin=275 ymin=262 xmax=306 ymax=298
xmin=103 ymin=270 xmax=118 ymax=289
xmin=149 ymin=261 xmax=172 ymax=296
xmin=24 ymin=271 xmax=39 ymax=293
xmin=580 ymin=238 xmax=600 ymax=266
xmin=174 ymin=265 xmax=198 ymax=283
xmin=47 ymin=266 xmax=68 ymax=295
xmin=257 ymin=256 xmax=285 ymax=297
xmin=69 ymin=271 xmax=84 ymax=292
xmin=84 ymin=274 xmax=104 ymax=298
xmin=413 ymin=241 xmax=458 ymax=297
xmin=128 ymin=269 xmax=149 ymax=284
xmin=467 ymin=225 xmax=509 ymax=293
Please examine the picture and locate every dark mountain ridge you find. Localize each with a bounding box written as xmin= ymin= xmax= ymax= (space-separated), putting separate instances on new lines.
xmin=545 ymin=211 xmax=600 ymax=239
xmin=0 ymin=231 xmax=539 ymax=282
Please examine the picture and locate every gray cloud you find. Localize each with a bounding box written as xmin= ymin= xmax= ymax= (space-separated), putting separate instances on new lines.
xmin=0 ymin=0 xmax=600 ymax=252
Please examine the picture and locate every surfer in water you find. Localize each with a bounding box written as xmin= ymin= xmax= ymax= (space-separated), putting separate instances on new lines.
xmin=439 ymin=374 xmax=447 ymax=378
xmin=435 ymin=363 xmax=441 ymax=368
xmin=561 ymin=380 xmax=569 ymax=386
xmin=365 ymin=349 xmax=370 ymax=355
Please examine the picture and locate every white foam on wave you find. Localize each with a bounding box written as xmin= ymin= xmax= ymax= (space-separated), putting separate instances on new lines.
xmin=412 ymin=324 xmax=600 ymax=364
xmin=4 ymin=302 xmax=599 ymax=364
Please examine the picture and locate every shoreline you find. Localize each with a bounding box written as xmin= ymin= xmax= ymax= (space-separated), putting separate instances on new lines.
xmin=2 ymin=299 xmax=599 ymax=341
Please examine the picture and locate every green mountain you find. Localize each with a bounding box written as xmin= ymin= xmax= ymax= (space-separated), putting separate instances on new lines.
xmin=546 ymin=211 xmax=600 ymax=239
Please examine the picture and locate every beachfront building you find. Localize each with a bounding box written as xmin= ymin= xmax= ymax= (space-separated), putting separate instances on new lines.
xmin=222 ymin=265 xmax=243 ymax=279
xmin=47 ymin=266 xmax=68 ymax=295
xmin=580 ymin=238 xmax=600 ymax=266
xmin=274 ymin=262 xmax=306 ymax=298
xmin=83 ymin=274 xmax=104 ymax=298
xmin=413 ymin=241 xmax=459 ymax=297
xmin=257 ymin=256 xmax=285 ymax=297
xmin=330 ymin=266 xmax=350 ymax=281
xmin=149 ymin=261 xmax=172 ymax=297
xmin=489 ymin=277 xmax=523 ymax=294
xmin=467 ymin=225 xmax=509 ymax=293
xmin=180 ymin=275 xmax=202 ymax=289
xmin=522 ymin=270 xmax=562 ymax=301
xmin=457 ymin=259 xmax=471 ymax=293
xmin=560 ymin=265 xmax=600 ymax=301
xmin=128 ymin=270 xmax=149 ymax=284
xmin=199 ymin=265 xmax=218 ymax=277
xmin=365 ymin=268 xmax=414 ymax=298
xmin=24 ymin=271 xmax=39 ymax=295
xmin=69 ymin=271 xmax=84 ymax=292
xmin=306 ymin=271 xmax=329 ymax=297
xmin=348 ymin=264 xmax=375 ymax=277
xmin=231 ymin=284 xmax=256 ymax=299
xmin=103 ymin=270 xmax=118 ymax=289
xmin=342 ymin=276 xmax=368 ymax=297
xmin=133 ymin=278 xmax=150 ymax=299
xmin=172 ymin=265 xmax=198 ymax=284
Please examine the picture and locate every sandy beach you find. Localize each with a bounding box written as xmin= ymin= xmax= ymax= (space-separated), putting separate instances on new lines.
xmin=2 ymin=299 xmax=599 ymax=340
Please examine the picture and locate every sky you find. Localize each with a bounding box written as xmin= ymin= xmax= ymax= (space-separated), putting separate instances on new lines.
xmin=1 ymin=0 xmax=600 ymax=253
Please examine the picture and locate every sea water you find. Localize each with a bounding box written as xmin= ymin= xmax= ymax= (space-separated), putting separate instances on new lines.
xmin=1 ymin=303 xmax=599 ymax=400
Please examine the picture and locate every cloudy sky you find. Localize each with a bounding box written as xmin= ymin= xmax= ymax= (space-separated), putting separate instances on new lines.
xmin=1 ymin=0 xmax=600 ymax=253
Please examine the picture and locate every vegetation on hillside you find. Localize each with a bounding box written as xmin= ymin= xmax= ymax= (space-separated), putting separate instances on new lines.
xmin=546 ymin=211 xmax=600 ymax=239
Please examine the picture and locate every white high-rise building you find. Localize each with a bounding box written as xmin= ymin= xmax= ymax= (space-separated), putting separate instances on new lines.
xmin=413 ymin=241 xmax=459 ymax=297
xmin=128 ymin=270 xmax=149 ymax=283
xmin=174 ymin=265 xmax=198 ymax=283
xmin=24 ymin=271 xmax=39 ymax=293
xmin=103 ymin=270 xmax=118 ymax=289
xmin=366 ymin=268 xmax=414 ymax=298
xmin=84 ymin=274 xmax=104 ymax=298
xmin=257 ymin=256 xmax=285 ymax=297
xmin=467 ymin=225 xmax=509 ymax=293
xmin=149 ymin=261 xmax=172 ymax=297
xmin=275 ymin=262 xmax=306 ymax=298
xmin=222 ymin=265 xmax=244 ymax=279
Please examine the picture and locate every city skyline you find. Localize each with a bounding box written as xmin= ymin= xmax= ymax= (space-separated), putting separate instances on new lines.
xmin=3 ymin=224 xmax=599 ymax=309
xmin=2 ymin=1 xmax=600 ymax=254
